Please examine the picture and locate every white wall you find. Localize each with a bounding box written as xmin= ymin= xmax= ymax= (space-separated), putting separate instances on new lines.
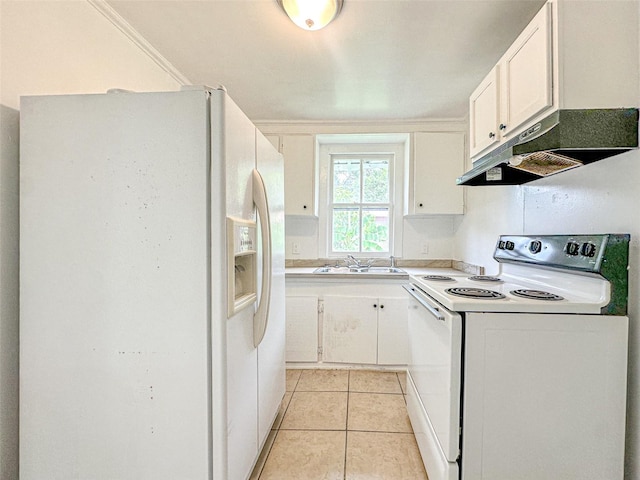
xmin=0 ymin=2 xmax=181 ymax=478
xmin=285 ymin=215 xmax=459 ymax=260
xmin=284 ymin=188 xmax=461 ymax=261
xmin=453 ymin=186 xmax=525 ymax=273
xmin=258 ymin=122 xmax=465 ymax=261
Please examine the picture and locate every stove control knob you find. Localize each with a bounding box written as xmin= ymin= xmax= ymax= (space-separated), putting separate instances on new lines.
xmin=566 ymin=242 xmax=580 ymax=256
xmin=505 ymin=241 xmax=515 ymax=250
xmin=529 ymin=240 xmax=542 ymax=254
xmin=580 ymin=242 xmax=597 ymax=258
xmin=498 ymin=240 xmax=506 ymax=249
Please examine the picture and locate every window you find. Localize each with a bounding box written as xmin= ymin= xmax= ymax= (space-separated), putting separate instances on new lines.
xmin=317 ymin=134 xmax=408 ymax=259
xmin=329 ymin=154 xmax=393 ymax=254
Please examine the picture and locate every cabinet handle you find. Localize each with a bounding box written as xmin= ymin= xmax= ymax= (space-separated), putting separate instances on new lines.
xmin=373 ymin=304 xmax=377 ymax=308
xmin=380 ymin=305 xmax=384 ymax=309
xmin=303 ymin=205 xmax=307 ymax=209
xmin=499 ymin=123 xmax=507 ymax=130
xmin=489 ymin=132 xmax=496 ymax=139
xmin=418 ymin=203 xmax=423 ymax=207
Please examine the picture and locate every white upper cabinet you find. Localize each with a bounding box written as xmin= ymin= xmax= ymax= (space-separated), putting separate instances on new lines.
xmin=407 ymin=132 xmax=465 ymax=215
xmin=264 ymin=134 xmax=316 ymax=216
xmin=281 ymin=135 xmax=316 ymax=216
xmin=500 ymin=2 xmax=553 ymax=137
xmin=469 ymin=3 xmax=552 ymax=160
xmin=264 ymin=134 xmax=280 ymax=151
xmin=469 ymin=66 xmax=500 ymax=158
xmin=469 ymin=0 xmax=638 ymax=162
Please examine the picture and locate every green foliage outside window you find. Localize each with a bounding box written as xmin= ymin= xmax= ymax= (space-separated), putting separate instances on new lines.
xmin=331 ymin=156 xmax=391 ymax=253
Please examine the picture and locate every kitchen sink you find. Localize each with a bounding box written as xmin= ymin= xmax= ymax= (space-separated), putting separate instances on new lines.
xmin=312 ymin=266 xmax=407 ymax=275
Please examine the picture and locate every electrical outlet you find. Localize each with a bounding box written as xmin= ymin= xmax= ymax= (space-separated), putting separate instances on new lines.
xmin=292 ymin=242 xmax=300 ymax=255
xmin=421 ymin=242 xmax=429 ymax=254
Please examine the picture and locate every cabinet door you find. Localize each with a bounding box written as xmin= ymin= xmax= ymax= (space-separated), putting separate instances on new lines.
xmin=500 ymin=2 xmax=552 ymax=137
xmin=377 ymin=297 xmax=408 ymax=365
xmin=281 ymin=135 xmax=315 ymax=216
xmin=323 ymin=296 xmax=378 ymax=364
xmin=469 ymin=66 xmax=500 ymax=158
xmin=264 ymin=134 xmax=280 ymax=151
xmin=411 ymin=132 xmax=465 ymax=215
xmin=285 ymin=296 xmax=318 ymax=362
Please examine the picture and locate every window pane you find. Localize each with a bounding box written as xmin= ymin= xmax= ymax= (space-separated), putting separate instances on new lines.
xmin=361 ymin=208 xmax=389 ymax=252
xmin=363 ymin=159 xmax=389 ymax=203
xmin=332 ymin=207 xmax=360 ymax=252
xmin=333 ymin=159 xmax=360 ymax=203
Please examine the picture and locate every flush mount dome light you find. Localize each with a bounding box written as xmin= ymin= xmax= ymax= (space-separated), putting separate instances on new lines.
xmin=277 ymin=0 xmax=343 ymax=31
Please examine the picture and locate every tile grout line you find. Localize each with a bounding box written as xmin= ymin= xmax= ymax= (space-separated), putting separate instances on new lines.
xmin=278 ymin=428 xmax=414 ymax=434
xmin=257 ymin=370 xmax=301 ymax=479
xmin=269 ymin=370 xmax=419 ymax=479
xmin=343 ymin=370 xmax=351 ymax=480
xmin=295 ymin=390 xmax=402 ymax=394
xmin=255 ymin=429 xmax=279 ymax=480
xmin=275 ymin=423 xmax=414 ymax=434
xmin=348 ymin=391 xmax=404 ymax=396
xmin=256 ymin=373 xmax=299 ymax=480
xmin=345 ymin=429 xmax=415 ymax=434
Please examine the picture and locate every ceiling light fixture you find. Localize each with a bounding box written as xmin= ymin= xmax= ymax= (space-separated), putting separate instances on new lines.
xmin=277 ymin=0 xmax=343 ymax=31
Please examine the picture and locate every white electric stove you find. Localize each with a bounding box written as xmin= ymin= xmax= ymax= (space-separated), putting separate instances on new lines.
xmin=404 ymin=234 xmax=630 ymax=480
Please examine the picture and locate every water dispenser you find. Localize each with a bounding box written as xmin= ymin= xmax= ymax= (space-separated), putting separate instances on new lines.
xmin=227 ymin=217 xmax=257 ymax=317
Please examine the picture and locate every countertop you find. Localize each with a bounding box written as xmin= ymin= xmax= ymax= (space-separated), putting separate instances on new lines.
xmin=285 ymin=266 xmax=470 ymax=280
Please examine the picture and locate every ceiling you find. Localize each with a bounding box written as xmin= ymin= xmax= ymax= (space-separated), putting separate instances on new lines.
xmin=106 ymin=0 xmax=546 ymax=123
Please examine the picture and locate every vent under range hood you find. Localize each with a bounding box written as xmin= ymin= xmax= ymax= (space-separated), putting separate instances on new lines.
xmin=457 ymin=108 xmax=639 ymax=186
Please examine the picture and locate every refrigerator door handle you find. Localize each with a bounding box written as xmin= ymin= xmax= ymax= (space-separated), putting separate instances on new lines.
xmin=252 ymin=168 xmax=272 ymax=347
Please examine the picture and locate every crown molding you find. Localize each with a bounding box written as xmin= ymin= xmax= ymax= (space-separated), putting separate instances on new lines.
xmin=87 ymin=0 xmax=190 ymax=86
xmin=255 ymin=117 xmax=469 ymax=135
xmin=255 ymin=116 xmax=468 ymax=127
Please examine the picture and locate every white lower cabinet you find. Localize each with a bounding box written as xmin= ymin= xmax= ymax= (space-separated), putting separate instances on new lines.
xmin=377 ymin=296 xmax=409 ymax=365
xmin=286 ymin=279 xmax=408 ymax=366
xmin=322 ymin=294 xmax=407 ymax=365
xmin=323 ymin=296 xmax=379 ymax=364
xmin=285 ymin=295 xmax=319 ymax=362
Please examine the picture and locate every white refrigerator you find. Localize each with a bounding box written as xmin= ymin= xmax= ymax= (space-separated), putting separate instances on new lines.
xmin=19 ymin=86 xmax=286 ymax=480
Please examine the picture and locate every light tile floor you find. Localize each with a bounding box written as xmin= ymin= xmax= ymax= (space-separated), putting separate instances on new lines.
xmin=250 ymin=369 xmax=429 ymax=480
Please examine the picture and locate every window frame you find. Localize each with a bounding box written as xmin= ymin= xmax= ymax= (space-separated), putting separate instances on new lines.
xmin=328 ymin=153 xmax=394 ymax=255
xmin=317 ymin=136 xmax=408 ymax=260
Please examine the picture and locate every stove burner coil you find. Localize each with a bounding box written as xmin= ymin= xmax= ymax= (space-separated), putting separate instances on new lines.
xmin=510 ymin=289 xmax=564 ymax=301
xmin=445 ymin=287 xmax=506 ymax=299
xmin=422 ymin=275 xmax=455 ymax=281
xmin=468 ymin=275 xmax=503 ymax=282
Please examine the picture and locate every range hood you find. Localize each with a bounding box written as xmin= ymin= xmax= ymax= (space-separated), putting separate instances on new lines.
xmin=457 ymin=108 xmax=639 ymax=186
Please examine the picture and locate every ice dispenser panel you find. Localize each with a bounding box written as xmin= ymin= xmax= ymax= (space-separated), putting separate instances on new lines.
xmin=227 ymin=217 xmax=257 ymax=317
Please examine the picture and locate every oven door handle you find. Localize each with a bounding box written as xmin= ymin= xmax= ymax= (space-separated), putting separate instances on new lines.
xmin=403 ymin=284 xmax=445 ymax=321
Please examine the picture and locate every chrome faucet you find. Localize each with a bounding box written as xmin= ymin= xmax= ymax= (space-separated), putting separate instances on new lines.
xmin=390 ymin=255 xmax=396 ymax=268
xmin=346 ymin=255 xmax=371 ymax=270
